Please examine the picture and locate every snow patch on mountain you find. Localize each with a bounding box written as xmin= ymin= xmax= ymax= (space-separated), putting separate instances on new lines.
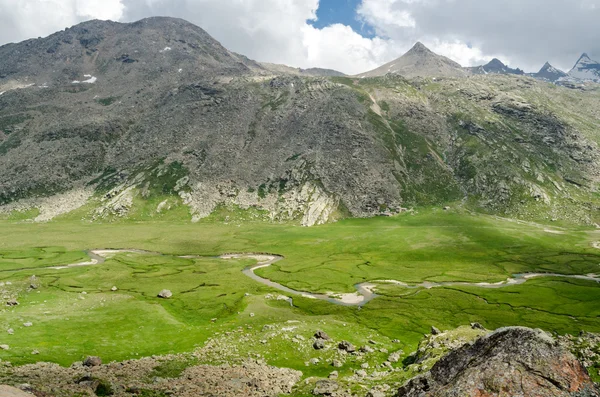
xmin=566 ymin=53 xmax=600 ymax=82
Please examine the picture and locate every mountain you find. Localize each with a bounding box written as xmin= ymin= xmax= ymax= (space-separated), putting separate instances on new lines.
xmin=467 ymin=58 xmax=524 ymax=75
xmin=357 ymin=42 xmax=468 ymax=78
xmin=567 ymin=53 xmax=600 ymax=82
xmin=533 ymin=62 xmax=567 ymax=82
xmin=0 ymin=18 xmax=599 ymax=226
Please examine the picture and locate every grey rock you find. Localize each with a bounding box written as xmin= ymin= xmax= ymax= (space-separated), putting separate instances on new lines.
xmin=366 ymin=390 xmax=386 ymax=397
xmin=360 ymin=345 xmax=375 ymax=353
xmin=328 ymin=371 xmax=338 ymax=379
xmin=157 ymin=289 xmax=173 ymax=299
xmin=430 ymin=326 xmax=441 ymax=335
xmin=470 ymin=322 xmax=485 ymax=330
xmin=314 ymin=330 xmax=331 ymax=340
xmin=313 ymin=339 xmax=326 ymax=350
xmin=331 ymin=359 xmax=343 ymax=368
xmin=83 ymin=356 xmax=102 ymax=367
xmin=338 ymin=341 xmax=356 ymax=353
xmin=355 ymin=369 xmax=368 ymax=378
xmin=313 ymin=380 xmax=339 ymax=395
xmin=396 ymin=327 xmax=600 ymax=397
xmin=388 ymin=351 xmax=402 ymax=363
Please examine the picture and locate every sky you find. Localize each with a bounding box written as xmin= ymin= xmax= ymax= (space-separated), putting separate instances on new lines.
xmin=0 ymin=0 xmax=598 ymax=75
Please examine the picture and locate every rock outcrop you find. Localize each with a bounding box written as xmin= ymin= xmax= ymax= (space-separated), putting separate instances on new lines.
xmin=396 ymin=327 xmax=599 ymax=397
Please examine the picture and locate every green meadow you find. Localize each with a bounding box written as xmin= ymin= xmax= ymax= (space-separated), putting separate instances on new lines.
xmin=1 ymin=208 xmax=599 ymax=377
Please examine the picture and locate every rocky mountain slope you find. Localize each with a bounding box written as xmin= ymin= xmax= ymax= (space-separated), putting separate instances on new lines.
xmin=357 ymin=42 xmax=467 ymax=78
xmin=0 ymin=18 xmax=599 ymax=225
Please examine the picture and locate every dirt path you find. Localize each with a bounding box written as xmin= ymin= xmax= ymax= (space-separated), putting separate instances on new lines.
xmin=27 ymin=250 xmax=600 ymax=307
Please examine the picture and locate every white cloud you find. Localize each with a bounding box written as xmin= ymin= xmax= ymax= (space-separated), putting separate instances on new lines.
xmin=301 ymin=23 xmax=398 ymax=74
xmin=0 ymin=0 xmax=124 ymax=44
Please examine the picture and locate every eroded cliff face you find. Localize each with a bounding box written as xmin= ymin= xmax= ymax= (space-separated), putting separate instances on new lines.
xmin=1 ymin=17 xmax=599 ymax=225
xmin=397 ymin=327 xmax=599 ymax=397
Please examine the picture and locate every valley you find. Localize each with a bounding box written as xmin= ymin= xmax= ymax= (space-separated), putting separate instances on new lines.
xmin=0 ymin=15 xmax=599 ymax=397
xmin=1 ymin=211 xmax=600 ymax=395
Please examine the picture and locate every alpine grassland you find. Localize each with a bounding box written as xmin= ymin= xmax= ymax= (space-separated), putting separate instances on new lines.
xmin=1 ymin=208 xmax=599 ymax=381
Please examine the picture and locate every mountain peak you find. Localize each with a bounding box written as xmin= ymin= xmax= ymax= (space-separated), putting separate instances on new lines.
xmin=411 ymin=41 xmax=430 ymax=52
xmin=568 ymin=52 xmax=600 ymax=82
xmin=357 ymin=41 xmax=466 ymax=78
xmin=534 ymin=61 xmax=566 ymax=82
xmin=485 ymin=58 xmax=506 ymax=68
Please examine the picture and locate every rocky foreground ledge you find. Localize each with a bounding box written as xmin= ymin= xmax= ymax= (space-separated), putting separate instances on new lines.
xmin=1 ymin=327 xmax=598 ymax=397
xmin=397 ymin=327 xmax=599 ymax=397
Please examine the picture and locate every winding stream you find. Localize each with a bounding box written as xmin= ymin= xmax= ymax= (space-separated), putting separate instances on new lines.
xmin=16 ymin=249 xmax=600 ymax=307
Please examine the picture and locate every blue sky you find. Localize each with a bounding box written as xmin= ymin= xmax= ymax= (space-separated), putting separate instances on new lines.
xmin=308 ymin=0 xmax=376 ymax=39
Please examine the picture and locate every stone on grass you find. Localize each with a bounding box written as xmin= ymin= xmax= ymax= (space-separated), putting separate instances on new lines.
xmin=328 ymin=371 xmax=338 ymax=379
xmin=431 ymin=326 xmax=441 ymax=335
xmin=355 ymin=369 xmax=368 ymax=378
xmin=111 ymin=286 xmax=118 ymax=291
xmin=471 ymin=322 xmax=485 ymax=330
xmin=83 ymin=356 xmax=102 ymax=367
xmin=314 ymin=330 xmax=331 ymax=340
xmin=338 ymin=341 xmax=355 ymax=353
xmin=0 ymin=344 xmax=9 ymax=350
xmin=313 ymin=380 xmax=338 ymax=395
xmin=366 ymin=389 xmax=386 ymax=397
xmin=360 ymin=345 xmax=374 ymax=353
xmin=388 ymin=351 xmax=402 ymax=363
xmin=313 ymin=339 xmax=325 ymax=350
xmin=23 ymin=322 xmax=33 ymax=327
xmin=331 ymin=359 xmax=343 ymax=368
xmin=6 ymin=300 xmax=19 ymax=307
xmin=157 ymin=289 xmax=172 ymax=299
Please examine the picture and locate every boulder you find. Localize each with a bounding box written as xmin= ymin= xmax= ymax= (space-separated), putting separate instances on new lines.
xmin=388 ymin=351 xmax=402 ymax=363
xmin=396 ymin=327 xmax=600 ymax=397
xmin=83 ymin=356 xmax=102 ymax=367
xmin=6 ymin=299 xmax=19 ymax=306
xmin=338 ymin=341 xmax=356 ymax=353
xmin=470 ymin=322 xmax=485 ymax=330
xmin=157 ymin=289 xmax=172 ymax=299
xmin=314 ymin=330 xmax=331 ymax=340
xmin=313 ymin=339 xmax=325 ymax=350
xmin=313 ymin=380 xmax=339 ymax=395
xmin=430 ymin=326 xmax=441 ymax=335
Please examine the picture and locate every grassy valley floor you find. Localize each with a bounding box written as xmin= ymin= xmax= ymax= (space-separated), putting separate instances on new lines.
xmin=1 ymin=209 xmax=599 ymax=390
